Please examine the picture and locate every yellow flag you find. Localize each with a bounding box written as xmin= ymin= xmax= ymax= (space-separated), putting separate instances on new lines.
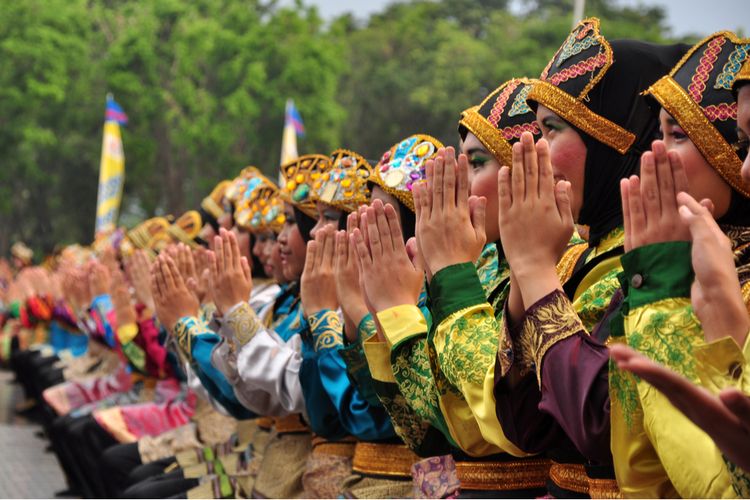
xmin=95 ymin=96 xmax=127 ymax=237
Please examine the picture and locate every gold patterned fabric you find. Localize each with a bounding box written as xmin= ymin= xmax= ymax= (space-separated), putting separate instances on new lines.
xmin=252 ymin=431 xmax=312 ymax=499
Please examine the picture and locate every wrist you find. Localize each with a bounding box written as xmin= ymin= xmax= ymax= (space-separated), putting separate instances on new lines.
xmin=515 ymin=267 xmax=561 ymax=308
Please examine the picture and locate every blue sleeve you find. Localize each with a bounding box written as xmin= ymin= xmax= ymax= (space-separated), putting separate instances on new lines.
xmin=308 ymin=309 xmax=396 ymax=441
xmin=175 ymin=316 xmax=255 ymax=420
xmin=91 ymin=294 xmax=117 ymax=348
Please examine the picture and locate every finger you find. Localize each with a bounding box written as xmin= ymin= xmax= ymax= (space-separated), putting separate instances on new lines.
xmin=347 ymin=211 xmax=358 ymax=235
xmin=497 ymin=166 xmax=512 ymax=221
xmin=456 ymin=153 xmax=471 ymax=213
xmin=214 ymin=235 xmax=225 ymax=273
xmin=556 ymin=181 xmax=574 ymax=229
xmin=303 ymin=240 xmax=318 ymax=278
xmin=432 ymin=152 xmax=445 ymax=214
xmin=335 ymin=230 xmax=347 ymax=268
xmin=351 ymin=228 xmax=372 ymax=269
xmin=155 ymin=257 xmax=169 ymax=295
xmin=405 ymin=237 xmax=424 ymax=275
xmin=363 ymin=208 xmax=383 ymax=262
xmin=416 ymin=182 xmax=431 ymax=222
xmin=442 ymin=147 xmax=457 ymax=210
xmin=469 ymin=196 xmax=487 ymax=245
xmin=652 ymin=141 xmax=676 ymax=212
xmin=314 ymin=229 xmax=326 ymax=268
xmin=322 ymin=228 xmax=335 ymax=268
xmin=222 ymin=229 xmax=235 ymax=272
xmin=510 ymin=141 xmax=525 ymax=204
xmin=164 ymin=256 xmax=183 ymax=290
xmin=621 ymin=179 xmax=631 ymax=251
xmin=384 ymin=203 xmax=406 ymax=253
xmin=628 ymin=176 xmax=646 ymax=243
xmin=667 ymin=149 xmax=689 ymax=198
xmin=374 ymin=200 xmax=394 ymax=254
xmin=358 ymin=206 xmax=370 ymax=249
xmin=536 ymin=138 xmax=554 ymax=195
xmin=522 ymin=132 xmax=538 ymax=201
xmin=640 ymin=151 xmax=660 ymax=222
xmin=207 ymin=251 xmax=218 ymax=280
xmin=240 ymin=256 xmax=251 ymax=282
xmin=230 ymin=230 xmax=242 ymax=272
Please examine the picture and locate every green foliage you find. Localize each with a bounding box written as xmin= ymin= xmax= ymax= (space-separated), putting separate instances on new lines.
xmin=0 ymin=0 xmax=700 ymax=257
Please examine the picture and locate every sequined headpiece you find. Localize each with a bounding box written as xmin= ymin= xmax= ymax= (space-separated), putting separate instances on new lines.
xmin=371 ymin=135 xmax=444 ymax=212
xmin=234 ymin=174 xmax=286 ymax=233
xmin=459 ymin=78 xmax=541 ymax=167
xmin=278 ymin=154 xmax=332 ymax=218
xmin=312 ymin=149 xmax=373 ymax=213
xmin=167 ymin=210 xmax=204 ymax=248
xmin=201 ymin=180 xmax=232 ymax=220
xmin=645 ymin=31 xmax=750 ymax=198
xmin=528 ymin=18 xmax=638 ymax=154
xmin=225 ymin=166 xmax=264 ymax=206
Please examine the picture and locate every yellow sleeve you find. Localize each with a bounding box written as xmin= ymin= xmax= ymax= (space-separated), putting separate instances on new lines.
xmin=693 ymin=334 xmax=750 ymax=394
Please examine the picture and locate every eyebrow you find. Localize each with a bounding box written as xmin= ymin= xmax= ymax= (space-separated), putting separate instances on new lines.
xmin=465 ymin=147 xmax=489 ymax=156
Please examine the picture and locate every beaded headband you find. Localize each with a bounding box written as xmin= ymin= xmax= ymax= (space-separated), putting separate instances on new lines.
xmin=370 ymin=134 xmax=444 ymax=212
xmin=528 ymin=18 xmax=636 ymax=154
xmin=645 ymin=31 xmax=750 ymax=198
xmin=313 ymin=149 xmax=373 ymax=213
xmin=278 ymin=154 xmax=332 ymax=218
xmin=459 ymin=78 xmax=541 ymax=167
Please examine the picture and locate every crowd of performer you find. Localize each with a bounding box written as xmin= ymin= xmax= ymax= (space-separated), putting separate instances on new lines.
xmin=1 ymin=19 xmax=750 ymax=499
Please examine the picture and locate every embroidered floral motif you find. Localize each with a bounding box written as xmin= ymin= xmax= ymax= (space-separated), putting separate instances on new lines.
xmin=575 ymin=268 xmax=622 ymax=332
xmin=714 ymin=44 xmax=750 ymax=90
xmin=411 ymin=455 xmax=461 ymax=499
xmin=427 ymin=339 xmax=462 ymax=398
xmin=392 ymin=338 xmax=442 ymax=425
xmin=487 ymin=81 xmax=520 ymax=127
xmin=508 ymin=84 xmax=533 ymax=117
xmin=378 ymin=393 xmax=431 ymax=451
xmin=549 ymin=52 xmax=608 ymax=87
xmin=439 ymin=309 xmax=498 ymax=386
xmin=174 ymin=316 xmax=210 ymax=357
xmin=626 ymin=305 xmax=700 ymax=381
xmin=608 ymin=357 xmax=640 ymax=429
xmin=309 ymin=310 xmax=344 ymax=351
xmin=688 ymin=36 xmax=726 ymax=104
xmin=225 ymin=302 xmax=260 ymax=346
xmin=723 ymin=454 xmax=750 ymax=497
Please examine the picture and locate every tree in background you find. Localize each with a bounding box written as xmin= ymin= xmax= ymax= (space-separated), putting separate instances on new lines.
xmin=0 ymin=0 xmax=698 ymax=257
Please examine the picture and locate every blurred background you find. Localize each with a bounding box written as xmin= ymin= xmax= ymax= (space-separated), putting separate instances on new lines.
xmin=1 ymin=0 xmax=748 ymax=257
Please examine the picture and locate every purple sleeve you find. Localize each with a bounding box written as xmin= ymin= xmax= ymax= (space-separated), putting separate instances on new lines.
xmin=493 ymin=289 xmax=616 ymax=465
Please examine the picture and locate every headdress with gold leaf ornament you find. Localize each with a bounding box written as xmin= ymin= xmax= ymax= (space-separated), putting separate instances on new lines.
xmin=125 ymin=217 xmax=171 ymax=257
xmin=278 ymin=154 xmax=332 ymax=218
xmin=167 ymin=210 xmax=204 ymax=248
xmin=313 ymin=149 xmax=372 ymax=213
xmin=371 ymin=135 xmax=444 ymax=212
xmin=645 ymin=31 xmax=750 ymax=197
xmin=201 ymin=180 xmax=232 ymax=221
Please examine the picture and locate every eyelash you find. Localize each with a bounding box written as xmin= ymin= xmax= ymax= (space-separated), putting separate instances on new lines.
xmin=469 ymin=157 xmax=488 ymax=168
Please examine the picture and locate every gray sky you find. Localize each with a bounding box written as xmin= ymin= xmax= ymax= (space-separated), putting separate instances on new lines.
xmin=283 ymin=0 xmax=750 ymax=37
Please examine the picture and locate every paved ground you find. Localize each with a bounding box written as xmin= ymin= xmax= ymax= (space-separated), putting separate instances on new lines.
xmin=0 ymin=370 xmax=67 ymax=498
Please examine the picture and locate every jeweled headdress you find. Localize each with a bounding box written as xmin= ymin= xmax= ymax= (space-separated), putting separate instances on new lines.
xmin=201 ymin=180 xmax=232 ymax=220
xmin=733 ymin=52 xmax=750 ymax=94
xmin=234 ymin=173 xmax=286 ymax=233
xmin=312 ymin=149 xmax=372 ymax=213
xmin=459 ymin=78 xmax=541 ymax=167
xmin=370 ymin=134 xmax=444 ymax=212
xmin=645 ymin=31 xmax=750 ymax=197
xmin=278 ymin=154 xmax=332 ymax=218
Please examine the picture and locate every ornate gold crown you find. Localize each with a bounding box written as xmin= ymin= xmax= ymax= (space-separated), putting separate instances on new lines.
xmin=201 ymin=180 xmax=232 ymax=220
xmin=313 ymin=149 xmax=373 ymax=213
xmin=370 ymin=134 xmax=444 ymax=212
xmin=167 ymin=210 xmax=204 ymax=248
xmin=278 ymin=154 xmax=332 ymax=218
xmin=234 ymin=171 xmax=285 ymax=233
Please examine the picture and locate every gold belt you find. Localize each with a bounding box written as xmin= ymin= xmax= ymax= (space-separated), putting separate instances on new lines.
xmin=273 ymin=414 xmax=310 ymax=434
xmin=351 ymin=442 xmax=419 ymax=478
xmin=311 ymin=435 xmax=357 ymax=458
xmin=549 ymin=462 xmax=590 ymax=495
xmin=352 ymin=443 xmax=551 ymax=491
xmin=588 ymin=478 xmax=622 ymax=499
xmin=455 ymin=458 xmax=551 ymax=491
xmin=256 ymin=417 xmax=274 ymax=431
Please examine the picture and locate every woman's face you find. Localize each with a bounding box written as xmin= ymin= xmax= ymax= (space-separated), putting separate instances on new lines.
xmin=659 ymin=109 xmax=732 ymax=218
xmin=461 ymin=132 xmax=502 ymax=242
xmin=370 ymin=186 xmax=401 ymax=222
xmin=737 ymin=85 xmax=750 ymax=184
xmin=310 ymin=201 xmax=343 ymax=238
xmin=252 ymin=232 xmax=272 ymax=262
xmin=537 ymin=105 xmax=587 ymax=220
xmin=277 ymin=203 xmax=307 ymax=281
xmin=264 ymin=239 xmax=286 ymax=283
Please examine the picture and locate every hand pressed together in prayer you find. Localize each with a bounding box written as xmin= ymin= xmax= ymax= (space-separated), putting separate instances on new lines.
xmin=300 ymin=225 xmax=338 ymax=316
xmin=208 ymin=228 xmax=252 ymax=316
xmin=352 ymin=199 xmax=423 ymax=314
xmin=334 ymin=212 xmax=368 ymax=340
xmin=151 ymin=254 xmax=199 ymax=332
xmin=498 ymin=132 xmax=574 ymax=311
xmin=413 ymin=146 xmax=487 ymax=276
